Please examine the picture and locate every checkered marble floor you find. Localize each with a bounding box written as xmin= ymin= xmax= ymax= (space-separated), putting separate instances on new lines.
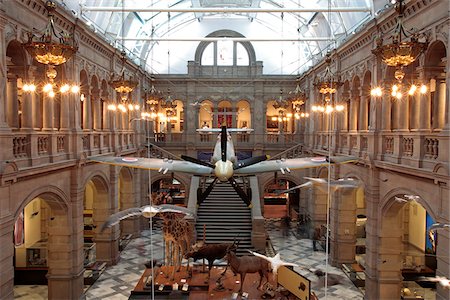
xmin=14 ymin=220 xmax=364 ymax=299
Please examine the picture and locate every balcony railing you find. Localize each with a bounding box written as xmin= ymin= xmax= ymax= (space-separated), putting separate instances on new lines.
xmin=5 ymin=128 xmax=446 ymax=176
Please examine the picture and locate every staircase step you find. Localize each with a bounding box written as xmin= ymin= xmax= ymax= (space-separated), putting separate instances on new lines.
xmin=196 ymin=181 xmax=253 ymax=255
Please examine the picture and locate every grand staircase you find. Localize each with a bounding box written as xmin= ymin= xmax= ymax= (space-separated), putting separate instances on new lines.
xmin=195 ymin=180 xmax=253 ymax=256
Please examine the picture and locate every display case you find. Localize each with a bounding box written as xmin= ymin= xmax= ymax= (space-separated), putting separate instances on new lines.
xmin=83 ymin=243 xmax=96 ymax=267
xmin=84 ymin=211 xmax=95 ymax=242
xmin=26 ymin=241 xmax=47 ymax=267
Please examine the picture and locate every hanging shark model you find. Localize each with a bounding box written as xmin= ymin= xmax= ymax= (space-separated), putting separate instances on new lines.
xmin=88 ymin=125 xmax=357 ymax=203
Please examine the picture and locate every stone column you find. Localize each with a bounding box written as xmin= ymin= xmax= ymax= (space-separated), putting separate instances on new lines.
xmin=342 ymin=99 xmax=349 ymax=131
xmin=419 ymin=88 xmax=431 ymax=130
xmin=350 ymin=88 xmax=359 ymax=131
xmin=435 ymin=182 xmax=450 ymax=300
xmin=311 ymin=184 xmax=328 ymax=227
xmin=410 ymin=92 xmax=420 ymax=131
xmin=213 ymin=106 xmax=218 ymax=128
xmin=363 ymin=168 xmax=383 ymax=300
xmin=102 ymin=100 xmax=109 ymax=130
xmin=120 ymin=170 xmax=141 ymax=238
xmin=329 ymin=187 xmax=357 ymax=266
xmin=0 ymin=216 xmax=14 ymax=299
xmin=436 ymin=79 xmax=446 ymax=130
xmin=359 ymin=90 xmax=368 ymax=131
xmin=46 ymin=207 xmax=84 ymax=300
xmin=60 ymin=93 xmax=70 ymax=130
xmin=6 ymin=74 xmax=18 ymax=129
xmin=232 ymin=103 xmax=237 ymax=128
xmin=42 ymin=93 xmax=54 ymax=130
xmin=375 ymin=215 xmax=403 ymax=299
xmin=94 ymin=166 xmax=120 ymax=265
xmin=397 ymin=91 xmax=409 ymax=131
xmin=21 ymin=90 xmax=33 ymax=130
xmin=82 ymin=92 xmax=91 ymax=130
xmin=92 ymin=90 xmax=101 ymax=130
xmin=381 ymin=82 xmax=392 ymax=131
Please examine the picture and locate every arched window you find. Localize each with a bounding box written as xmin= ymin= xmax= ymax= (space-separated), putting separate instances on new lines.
xmin=201 ymin=43 xmax=214 ymax=65
xmin=196 ymin=30 xmax=256 ymax=68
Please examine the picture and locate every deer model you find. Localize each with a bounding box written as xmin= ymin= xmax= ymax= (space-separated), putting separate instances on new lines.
xmin=185 ymin=242 xmax=236 ymax=281
xmin=226 ymin=242 xmax=270 ymax=294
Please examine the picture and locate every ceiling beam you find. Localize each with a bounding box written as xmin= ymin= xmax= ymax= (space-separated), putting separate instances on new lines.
xmin=118 ymin=37 xmax=333 ymax=42
xmin=82 ymin=7 xmax=371 ymax=13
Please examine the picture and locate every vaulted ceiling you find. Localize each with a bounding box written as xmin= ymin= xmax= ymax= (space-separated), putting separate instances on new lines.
xmin=60 ymin=0 xmax=387 ymax=75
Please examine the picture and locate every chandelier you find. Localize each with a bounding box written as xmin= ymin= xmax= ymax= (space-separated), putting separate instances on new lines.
xmin=372 ymin=0 xmax=427 ymax=69
xmin=371 ymin=0 xmax=428 ymax=101
xmin=312 ymin=53 xmax=344 ymax=114
xmin=107 ymin=51 xmax=139 ymax=113
xmin=23 ymin=0 xmax=77 ymax=80
xmin=109 ymin=52 xmax=138 ymax=96
xmin=314 ymin=54 xmax=342 ymax=96
xmin=272 ymin=89 xmax=290 ymax=111
xmin=288 ymin=78 xmax=309 ymax=119
xmin=140 ymin=77 xmax=162 ymax=119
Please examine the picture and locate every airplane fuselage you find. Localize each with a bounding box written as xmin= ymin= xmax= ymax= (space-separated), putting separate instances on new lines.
xmin=211 ymin=132 xmax=236 ymax=181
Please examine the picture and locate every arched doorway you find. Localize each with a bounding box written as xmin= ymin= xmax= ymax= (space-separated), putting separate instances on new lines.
xmin=83 ymin=175 xmax=117 ymax=264
xmin=13 ymin=189 xmax=81 ymax=299
xmin=378 ymin=194 xmax=438 ymax=299
xmin=118 ymin=167 xmax=139 ymax=248
xmin=151 ymin=175 xmax=187 ymax=206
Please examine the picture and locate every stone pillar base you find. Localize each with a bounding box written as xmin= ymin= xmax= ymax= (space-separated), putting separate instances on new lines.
xmin=95 ymin=238 xmax=120 ymax=265
xmin=47 ymin=270 xmax=84 ymax=300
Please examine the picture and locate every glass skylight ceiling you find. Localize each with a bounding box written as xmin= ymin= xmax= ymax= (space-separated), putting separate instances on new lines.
xmin=60 ymin=0 xmax=377 ymax=75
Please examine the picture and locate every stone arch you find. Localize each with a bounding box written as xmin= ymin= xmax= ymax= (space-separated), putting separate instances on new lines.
xmin=259 ymin=173 xmax=301 ymax=218
xmin=150 ymin=173 xmax=189 ymax=206
xmin=237 ymin=99 xmax=251 ymax=128
xmin=194 ymin=29 xmax=256 ymax=65
xmin=14 ymin=185 xmax=69 ymax=220
xmin=12 ymin=186 xmax=78 ymax=299
xmin=381 ymin=188 xmax=435 ymax=219
xmin=6 ymin=40 xmax=29 ymax=129
xmin=83 ymin=172 xmax=117 ymax=263
xmin=423 ymin=40 xmax=447 ymax=130
xmin=198 ymin=99 xmax=214 ymax=128
xmin=377 ymin=189 xmax=439 ymax=299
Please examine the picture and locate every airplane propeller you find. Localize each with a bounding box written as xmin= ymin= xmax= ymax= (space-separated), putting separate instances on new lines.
xmin=221 ymin=125 xmax=227 ymax=162
xmin=234 ymin=155 xmax=269 ymax=170
xmin=192 ymin=125 xmax=269 ymax=206
xmin=180 ymin=155 xmax=215 ymax=169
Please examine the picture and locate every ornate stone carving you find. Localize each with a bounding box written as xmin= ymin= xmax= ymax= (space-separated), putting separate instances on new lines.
xmin=4 ymin=22 xmax=17 ymax=44
xmin=435 ymin=21 xmax=448 ymax=45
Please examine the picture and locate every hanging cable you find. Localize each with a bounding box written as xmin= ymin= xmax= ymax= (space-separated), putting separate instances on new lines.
xmin=324 ymin=0 xmax=333 ymax=298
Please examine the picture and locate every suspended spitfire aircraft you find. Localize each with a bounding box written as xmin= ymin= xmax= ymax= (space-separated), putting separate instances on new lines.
xmin=88 ymin=125 xmax=357 ymax=204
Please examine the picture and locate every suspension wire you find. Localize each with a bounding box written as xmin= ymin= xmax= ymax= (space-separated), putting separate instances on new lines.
xmin=148 ymin=1 xmax=155 ymax=299
xmin=324 ymin=0 xmax=332 ymax=298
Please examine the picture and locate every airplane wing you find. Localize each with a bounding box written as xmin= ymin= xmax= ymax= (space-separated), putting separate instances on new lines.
xmin=87 ymin=156 xmax=214 ymax=175
xmin=234 ymin=156 xmax=358 ymax=175
xmin=196 ymin=128 xmax=254 ymax=133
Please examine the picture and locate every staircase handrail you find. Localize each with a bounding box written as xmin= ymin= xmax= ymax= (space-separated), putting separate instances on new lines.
xmin=146 ymin=141 xmax=181 ymax=160
xmin=269 ymin=143 xmax=307 ymax=160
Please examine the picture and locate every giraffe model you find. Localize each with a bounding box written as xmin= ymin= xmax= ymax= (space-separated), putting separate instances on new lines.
xmin=161 ymin=212 xmax=194 ymax=279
